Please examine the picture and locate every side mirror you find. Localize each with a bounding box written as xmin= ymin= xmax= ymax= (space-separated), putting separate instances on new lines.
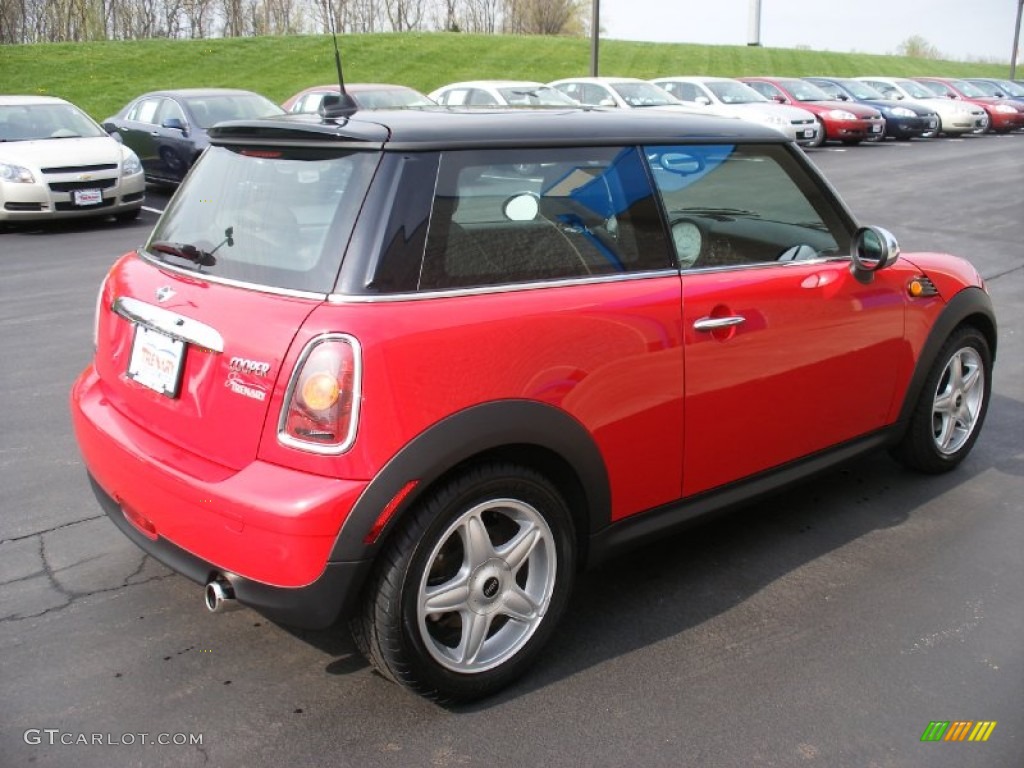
xmin=162 ymin=117 xmax=187 ymax=132
xmin=320 ymin=92 xmax=358 ymax=119
xmin=851 ymin=226 xmax=900 ymax=283
xmin=695 ymin=96 xmax=711 ymax=106
xmin=772 ymin=95 xmax=787 ymax=104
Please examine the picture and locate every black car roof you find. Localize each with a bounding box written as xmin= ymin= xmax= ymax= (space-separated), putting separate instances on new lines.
xmin=208 ymin=106 xmax=788 ymax=151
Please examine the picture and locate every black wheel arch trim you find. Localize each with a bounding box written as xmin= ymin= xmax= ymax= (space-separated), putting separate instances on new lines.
xmin=328 ymin=399 xmax=612 ymax=564
xmin=893 ymin=286 xmax=996 ymax=436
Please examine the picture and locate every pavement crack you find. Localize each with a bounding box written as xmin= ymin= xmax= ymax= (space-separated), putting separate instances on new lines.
xmin=982 ymin=262 xmax=1024 ymax=282
xmin=0 ymin=514 xmax=105 ymax=545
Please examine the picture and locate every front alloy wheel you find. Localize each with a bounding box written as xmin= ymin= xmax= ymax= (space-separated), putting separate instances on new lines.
xmin=892 ymin=326 xmax=992 ymax=473
xmin=930 ymin=346 xmax=985 ymax=456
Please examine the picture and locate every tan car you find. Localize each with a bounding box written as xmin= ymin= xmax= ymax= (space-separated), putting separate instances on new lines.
xmin=0 ymin=95 xmax=144 ymax=224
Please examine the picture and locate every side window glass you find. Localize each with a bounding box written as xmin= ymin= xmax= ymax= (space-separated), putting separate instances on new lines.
xmin=583 ymin=85 xmax=612 ymax=106
xmin=131 ymin=98 xmax=160 ymax=124
xmin=554 ymin=83 xmax=579 ymax=101
xmin=156 ymin=99 xmax=185 ymax=125
xmin=442 ymin=89 xmax=468 ymax=106
xmin=747 ymin=81 xmax=777 ymax=100
xmin=645 ymin=144 xmax=851 ymax=270
xmin=467 ymin=89 xmax=499 ymax=106
xmin=673 ymin=83 xmax=699 ymax=102
xmin=418 ymin=146 xmax=672 ymax=291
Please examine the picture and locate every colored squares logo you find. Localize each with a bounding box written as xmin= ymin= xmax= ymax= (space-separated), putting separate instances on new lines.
xmin=921 ymin=721 xmax=997 ymax=742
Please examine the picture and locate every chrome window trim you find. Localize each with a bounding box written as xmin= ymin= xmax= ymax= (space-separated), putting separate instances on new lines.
xmin=113 ymin=296 xmax=224 ymax=353
xmin=328 ymin=256 xmax=852 ymax=303
xmin=277 ymin=333 xmax=362 ymax=455
xmin=328 ymin=269 xmax=680 ymax=303
xmin=135 ymin=251 xmax=329 ymax=301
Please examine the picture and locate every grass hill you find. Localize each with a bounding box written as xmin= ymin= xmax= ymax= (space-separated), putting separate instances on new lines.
xmin=0 ymin=32 xmax=1014 ymax=119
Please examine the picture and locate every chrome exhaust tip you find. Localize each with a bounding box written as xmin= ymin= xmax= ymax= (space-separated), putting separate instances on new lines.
xmin=204 ymin=577 xmax=235 ymax=613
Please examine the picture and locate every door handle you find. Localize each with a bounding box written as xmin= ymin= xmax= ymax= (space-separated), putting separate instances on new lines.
xmin=693 ymin=315 xmax=745 ymax=332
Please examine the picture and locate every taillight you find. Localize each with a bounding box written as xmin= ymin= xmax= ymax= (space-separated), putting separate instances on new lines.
xmin=278 ymin=334 xmax=361 ymax=454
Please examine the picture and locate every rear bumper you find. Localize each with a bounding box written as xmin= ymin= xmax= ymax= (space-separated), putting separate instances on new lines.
xmin=88 ymin=473 xmax=371 ymax=628
xmin=71 ymin=365 xmax=373 ymax=627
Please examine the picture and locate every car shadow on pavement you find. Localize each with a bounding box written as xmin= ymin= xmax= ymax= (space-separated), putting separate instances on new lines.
xmin=283 ymin=391 xmax=1023 ymax=706
xmin=445 ymin=390 xmax=1023 ymax=711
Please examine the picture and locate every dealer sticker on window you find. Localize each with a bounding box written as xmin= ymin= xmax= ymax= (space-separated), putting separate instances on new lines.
xmin=127 ymin=325 xmax=185 ymax=397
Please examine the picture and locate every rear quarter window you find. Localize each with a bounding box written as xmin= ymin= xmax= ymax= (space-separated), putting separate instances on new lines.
xmin=413 ymin=146 xmax=672 ymax=291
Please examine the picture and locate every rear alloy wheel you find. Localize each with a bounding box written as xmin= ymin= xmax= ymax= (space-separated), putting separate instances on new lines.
xmin=351 ymin=462 xmax=575 ymax=702
xmin=892 ymin=326 xmax=991 ymax=473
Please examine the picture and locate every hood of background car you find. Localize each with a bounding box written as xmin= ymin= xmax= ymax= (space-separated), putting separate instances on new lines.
xmin=0 ymin=136 xmax=124 ymax=169
xmin=807 ymin=101 xmax=880 ymax=117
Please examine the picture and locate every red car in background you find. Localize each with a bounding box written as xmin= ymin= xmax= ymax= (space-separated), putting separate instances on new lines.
xmin=742 ymin=77 xmax=885 ymax=145
xmin=914 ymin=77 xmax=1024 ymax=134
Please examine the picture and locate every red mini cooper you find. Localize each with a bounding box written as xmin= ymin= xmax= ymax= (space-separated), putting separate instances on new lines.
xmin=71 ymin=106 xmax=996 ymax=701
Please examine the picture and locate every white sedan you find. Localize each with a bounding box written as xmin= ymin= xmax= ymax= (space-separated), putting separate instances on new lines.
xmin=429 ymin=80 xmax=578 ymax=107
xmin=1 ymin=95 xmax=144 ymax=225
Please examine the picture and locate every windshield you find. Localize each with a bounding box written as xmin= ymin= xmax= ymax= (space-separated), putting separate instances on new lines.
xmin=183 ymin=95 xmax=284 ymax=128
xmin=892 ymin=79 xmax=937 ymax=99
xmin=610 ymin=83 xmax=679 ymax=107
xmin=706 ymin=81 xmax=767 ymax=104
xmin=947 ymin=80 xmax=985 ymax=98
xmin=812 ymin=81 xmax=845 ymax=100
xmin=837 ymin=79 xmax=884 ymax=100
xmin=353 ymin=89 xmax=433 ymax=108
xmin=916 ymin=80 xmax=951 ymax=97
xmin=997 ymin=80 xmax=1024 ymax=97
xmin=146 ymin=145 xmax=379 ymax=293
xmin=0 ymin=103 xmax=107 ymax=141
xmin=497 ymin=85 xmax=577 ymax=106
xmin=778 ymin=79 xmax=832 ymax=102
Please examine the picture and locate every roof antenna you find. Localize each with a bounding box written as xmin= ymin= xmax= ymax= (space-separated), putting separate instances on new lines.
xmin=320 ymin=3 xmax=357 ymax=119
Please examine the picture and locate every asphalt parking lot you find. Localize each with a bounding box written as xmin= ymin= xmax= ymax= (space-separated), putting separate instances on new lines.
xmin=2 ymin=132 xmax=1022 ymax=768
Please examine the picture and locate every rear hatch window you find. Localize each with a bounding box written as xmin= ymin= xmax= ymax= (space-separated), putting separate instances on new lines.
xmin=144 ymin=145 xmax=379 ymax=294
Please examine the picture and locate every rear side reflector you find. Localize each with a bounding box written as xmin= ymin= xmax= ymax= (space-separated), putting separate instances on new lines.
xmin=278 ymin=334 xmax=361 ymax=454
xmin=365 ymin=480 xmax=420 ymax=544
xmin=122 ymin=504 xmax=158 ymax=540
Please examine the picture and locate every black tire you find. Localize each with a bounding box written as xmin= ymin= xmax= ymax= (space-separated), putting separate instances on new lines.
xmin=351 ymin=462 xmax=575 ymax=702
xmin=115 ymin=208 xmax=141 ymax=223
xmin=891 ymin=326 xmax=992 ymax=474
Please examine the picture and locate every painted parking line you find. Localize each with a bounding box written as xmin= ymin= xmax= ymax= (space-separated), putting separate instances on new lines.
xmin=142 ymin=205 xmax=165 ymax=215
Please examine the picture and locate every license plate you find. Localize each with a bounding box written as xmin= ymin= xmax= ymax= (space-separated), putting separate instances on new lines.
xmin=73 ymin=188 xmax=102 ymax=206
xmin=801 ymin=129 xmax=815 ymax=138
xmin=127 ymin=325 xmax=185 ymax=398
xmin=871 ymin=124 xmax=882 ymax=133
xmin=928 ymin=120 xmax=937 ymax=129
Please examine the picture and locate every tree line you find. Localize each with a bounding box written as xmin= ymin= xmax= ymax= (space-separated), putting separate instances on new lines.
xmin=0 ymin=0 xmax=588 ymax=44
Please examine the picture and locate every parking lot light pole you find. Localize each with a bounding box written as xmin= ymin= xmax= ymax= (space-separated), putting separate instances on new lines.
xmin=590 ymin=0 xmax=600 ymax=76
xmin=1012 ymin=0 xmax=1023 ymax=79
